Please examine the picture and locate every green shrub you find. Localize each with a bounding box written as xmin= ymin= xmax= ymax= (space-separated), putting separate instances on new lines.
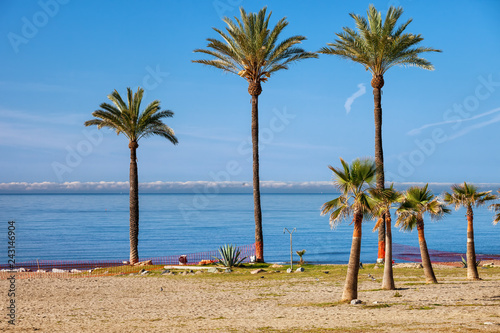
xmin=213 ymin=244 xmax=247 ymax=268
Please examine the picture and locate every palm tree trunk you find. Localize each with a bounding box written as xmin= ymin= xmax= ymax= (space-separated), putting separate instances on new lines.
xmin=129 ymin=141 xmax=139 ymax=264
xmin=342 ymin=212 xmax=363 ymax=301
xmin=381 ymin=211 xmax=395 ymax=289
xmin=466 ymin=205 xmax=480 ymax=280
xmin=373 ymin=85 xmax=386 ymax=262
xmin=416 ymin=218 xmax=437 ymax=283
xmin=251 ymin=94 xmax=264 ymax=262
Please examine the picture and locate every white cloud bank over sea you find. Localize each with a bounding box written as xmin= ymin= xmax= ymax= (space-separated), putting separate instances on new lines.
xmin=1 ymin=181 xmax=499 ymax=194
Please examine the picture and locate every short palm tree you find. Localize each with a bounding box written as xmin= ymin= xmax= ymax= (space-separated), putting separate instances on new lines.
xmin=369 ymin=185 xmax=402 ymax=289
xmin=193 ymin=7 xmax=317 ymax=262
xmin=397 ymin=184 xmax=450 ymax=283
xmin=444 ymin=183 xmax=497 ymax=280
xmin=321 ymin=158 xmax=376 ymax=301
xmin=489 ymin=190 xmax=500 ymax=225
xmin=319 ymin=5 xmax=441 ymax=261
xmin=84 ymin=87 xmax=178 ymax=264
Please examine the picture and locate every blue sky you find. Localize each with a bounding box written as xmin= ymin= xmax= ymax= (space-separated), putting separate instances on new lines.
xmin=1 ymin=0 xmax=499 ymax=190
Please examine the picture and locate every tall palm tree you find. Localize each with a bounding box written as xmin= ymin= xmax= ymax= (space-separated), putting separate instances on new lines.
xmin=84 ymin=87 xmax=178 ymax=264
xmin=319 ymin=5 xmax=441 ymax=261
xmin=369 ymin=185 xmax=402 ymax=290
xmin=489 ymin=190 xmax=500 ymax=225
xmin=396 ymin=184 xmax=450 ymax=283
xmin=321 ymin=158 xmax=376 ymax=302
xmin=444 ymin=183 xmax=497 ymax=280
xmin=193 ymin=7 xmax=317 ymax=262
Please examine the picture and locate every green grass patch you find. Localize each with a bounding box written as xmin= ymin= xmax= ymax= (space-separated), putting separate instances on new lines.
xmin=408 ymin=305 xmax=435 ymax=310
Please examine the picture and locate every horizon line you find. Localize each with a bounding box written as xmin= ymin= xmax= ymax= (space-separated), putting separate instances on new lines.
xmin=1 ymin=180 xmax=499 ymax=194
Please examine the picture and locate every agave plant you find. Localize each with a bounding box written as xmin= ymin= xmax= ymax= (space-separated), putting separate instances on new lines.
xmin=461 ymin=256 xmax=481 ymax=268
xmin=213 ymin=244 xmax=247 ymax=268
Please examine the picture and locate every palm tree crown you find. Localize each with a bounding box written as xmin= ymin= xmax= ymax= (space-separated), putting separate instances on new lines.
xmin=193 ymin=6 xmax=317 ymax=95
xmin=84 ymin=87 xmax=178 ymax=144
xmin=489 ymin=190 xmax=500 ymax=225
xmin=369 ymin=185 xmax=402 ymax=230
xmin=319 ymin=5 xmax=441 ymax=87
xmin=443 ymin=183 xmax=497 ymax=211
xmin=321 ymin=158 xmax=376 ymax=228
xmin=397 ymin=184 xmax=450 ymax=231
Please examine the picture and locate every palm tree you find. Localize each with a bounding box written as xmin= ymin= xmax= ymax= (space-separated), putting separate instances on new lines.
xmin=193 ymin=7 xmax=317 ymax=262
xmin=489 ymin=190 xmax=500 ymax=225
xmin=396 ymin=184 xmax=450 ymax=283
xmin=369 ymin=185 xmax=402 ymax=289
xmin=321 ymin=158 xmax=376 ymax=301
xmin=444 ymin=183 xmax=497 ymax=280
xmin=319 ymin=5 xmax=441 ymax=261
xmin=84 ymin=87 xmax=178 ymax=264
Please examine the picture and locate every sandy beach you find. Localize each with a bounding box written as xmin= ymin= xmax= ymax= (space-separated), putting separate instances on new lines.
xmin=1 ymin=263 xmax=499 ymax=332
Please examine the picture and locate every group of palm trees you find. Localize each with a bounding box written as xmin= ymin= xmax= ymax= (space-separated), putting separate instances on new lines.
xmin=192 ymin=5 xmax=442 ymax=264
xmin=83 ymin=5 xmax=498 ymax=302
xmin=322 ymin=157 xmax=500 ymax=301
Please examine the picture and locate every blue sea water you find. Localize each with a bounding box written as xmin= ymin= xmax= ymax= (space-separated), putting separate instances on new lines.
xmin=1 ymin=193 xmax=499 ymax=264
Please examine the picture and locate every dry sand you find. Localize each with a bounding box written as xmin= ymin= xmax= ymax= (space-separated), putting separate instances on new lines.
xmin=1 ymin=264 xmax=499 ymax=332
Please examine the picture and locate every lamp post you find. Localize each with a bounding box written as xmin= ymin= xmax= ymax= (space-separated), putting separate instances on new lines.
xmin=283 ymin=228 xmax=296 ymax=271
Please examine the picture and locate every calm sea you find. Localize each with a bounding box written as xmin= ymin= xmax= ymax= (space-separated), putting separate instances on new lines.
xmin=1 ymin=193 xmax=499 ymax=264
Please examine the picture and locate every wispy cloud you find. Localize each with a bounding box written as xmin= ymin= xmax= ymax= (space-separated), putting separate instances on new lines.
xmin=344 ymin=83 xmax=366 ymax=114
xmin=0 ymin=81 xmax=79 ymax=94
xmin=0 ymin=108 xmax=83 ymax=126
xmin=407 ymin=107 xmax=500 ymax=136
xmin=447 ymin=112 xmax=500 ymax=141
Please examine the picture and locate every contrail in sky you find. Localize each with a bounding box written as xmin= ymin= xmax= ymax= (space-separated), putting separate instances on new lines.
xmin=344 ymin=83 xmax=366 ymax=114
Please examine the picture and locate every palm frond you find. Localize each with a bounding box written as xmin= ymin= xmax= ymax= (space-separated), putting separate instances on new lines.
xmin=85 ymin=87 xmax=178 ymax=146
xmin=321 ymin=4 xmax=441 ymax=75
xmin=322 ymin=158 xmax=375 ymax=229
xmin=193 ymin=6 xmax=316 ymax=87
xmin=397 ymin=184 xmax=449 ymax=229
xmin=489 ymin=203 xmax=500 ymax=225
xmin=444 ymin=182 xmax=497 ymax=210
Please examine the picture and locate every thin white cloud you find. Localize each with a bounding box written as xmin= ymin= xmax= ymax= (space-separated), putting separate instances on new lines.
xmin=407 ymin=107 xmax=500 ymax=136
xmin=1 ymin=181 xmax=498 ymax=194
xmin=446 ymin=113 xmax=500 ymax=141
xmin=0 ymin=108 xmax=84 ymax=126
xmin=344 ymin=83 xmax=366 ymax=114
xmin=0 ymin=81 xmax=79 ymax=94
